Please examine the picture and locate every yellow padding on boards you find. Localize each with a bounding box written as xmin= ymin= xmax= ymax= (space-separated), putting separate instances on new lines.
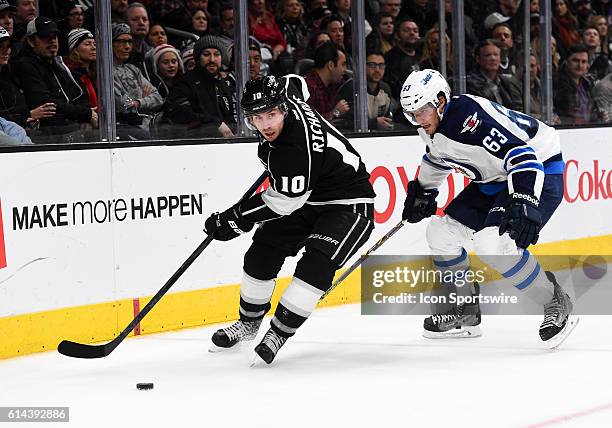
xmin=1 ymin=234 xmax=610 ymax=359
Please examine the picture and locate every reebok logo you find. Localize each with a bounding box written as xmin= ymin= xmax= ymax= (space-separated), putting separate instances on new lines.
xmin=0 ymin=198 xmax=7 ymax=269
xmin=512 ymin=193 xmax=539 ymax=207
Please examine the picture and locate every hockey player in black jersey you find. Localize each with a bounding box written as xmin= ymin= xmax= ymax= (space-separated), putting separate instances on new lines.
xmin=204 ymin=74 xmax=375 ymax=364
xmin=399 ymin=69 xmax=578 ymax=348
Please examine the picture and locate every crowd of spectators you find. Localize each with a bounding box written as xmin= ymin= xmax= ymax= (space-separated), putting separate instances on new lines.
xmin=0 ymin=0 xmax=611 ymax=144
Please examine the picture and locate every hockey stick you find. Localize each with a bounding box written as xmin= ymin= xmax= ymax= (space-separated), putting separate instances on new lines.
xmin=321 ymin=220 xmax=407 ymax=300
xmin=58 ymin=172 xmax=269 ymax=359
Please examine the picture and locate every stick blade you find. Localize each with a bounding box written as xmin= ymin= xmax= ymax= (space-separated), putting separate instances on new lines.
xmin=57 ymin=340 xmax=111 ymax=359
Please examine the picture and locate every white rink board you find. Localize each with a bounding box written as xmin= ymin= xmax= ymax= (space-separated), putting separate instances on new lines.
xmin=0 ymin=129 xmax=610 ymax=317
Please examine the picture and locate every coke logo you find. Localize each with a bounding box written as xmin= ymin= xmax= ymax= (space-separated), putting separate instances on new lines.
xmin=564 ymin=160 xmax=611 ymax=203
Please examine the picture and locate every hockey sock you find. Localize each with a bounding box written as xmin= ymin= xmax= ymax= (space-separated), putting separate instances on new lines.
xmin=271 ymin=277 xmax=325 ymax=338
xmin=239 ymin=271 xmax=275 ymax=321
xmin=432 ymin=248 xmax=470 ymax=311
xmin=499 ymin=249 xmax=553 ymax=305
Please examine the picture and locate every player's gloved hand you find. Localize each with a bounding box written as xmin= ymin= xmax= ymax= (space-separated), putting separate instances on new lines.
xmin=402 ymin=180 xmax=439 ymax=223
xmin=499 ymin=193 xmax=542 ymax=249
xmin=204 ymin=206 xmax=254 ymax=241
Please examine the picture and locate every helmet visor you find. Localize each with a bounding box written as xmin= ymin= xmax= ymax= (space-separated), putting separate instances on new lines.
xmin=244 ymin=103 xmax=288 ymax=131
xmin=403 ymin=102 xmax=436 ymax=125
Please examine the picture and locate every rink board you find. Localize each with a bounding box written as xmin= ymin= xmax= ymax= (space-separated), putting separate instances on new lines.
xmin=0 ymin=129 xmax=611 ymax=358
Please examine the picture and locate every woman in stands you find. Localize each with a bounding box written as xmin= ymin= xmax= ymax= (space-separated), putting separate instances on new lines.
xmin=64 ymin=28 xmax=98 ymax=114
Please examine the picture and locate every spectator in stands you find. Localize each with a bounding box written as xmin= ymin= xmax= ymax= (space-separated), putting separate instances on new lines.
xmin=111 ymin=0 xmax=128 ymax=24
xmin=491 ymin=22 xmax=515 ymax=76
xmin=297 ymin=30 xmax=330 ymax=71
xmin=0 ymin=25 xmax=53 ymax=130
xmin=0 ymin=116 xmax=32 ymax=144
xmin=149 ymin=0 xmax=183 ymax=24
xmin=419 ymin=27 xmax=452 ymax=77
xmin=380 ymin=0 xmax=401 ymax=19
xmin=64 ymin=28 xmax=97 ymax=113
xmin=581 ymin=25 xmax=612 ymax=80
xmin=224 ymin=39 xmax=262 ymax=122
xmin=532 ymin=34 xmax=561 ymax=82
xmin=304 ymin=41 xmax=348 ymax=120
xmin=248 ymin=0 xmax=286 ymax=60
xmin=165 ymin=0 xmax=209 ymax=31
xmin=466 ymin=39 xmax=522 ymax=111
xmin=384 ymin=17 xmax=421 ymax=99
xmin=588 ymin=14 xmax=611 ymax=57
xmin=512 ymin=52 xmax=543 ymax=117
xmin=11 ymin=0 xmax=36 ymax=56
xmin=572 ymin=0 xmax=595 ymax=30
xmin=276 ymin=0 xmax=309 ymax=55
xmin=216 ymin=3 xmax=234 ymax=54
xmin=127 ymin=3 xmax=152 ymax=79
xmin=13 ymin=17 xmax=98 ymax=143
xmin=332 ymin=0 xmax=351 ymax=46
xmin=0 ymin=1 xmax=14 ymax=36
xmin=147 ymin=24 xmax=168 ymax=48
xmin=165 ymin=35 xmax=235 ymax=138
xmin=553 ymin=0 xmax=580 ymax=51
xmin=364 ymin=50 xmax=394 ymax=130
xmin=307 ymin=0 xmax=328 ymax=12
xmin=320 ymin=14 xmax=345 ymax=50
xmin=592 ymin=72 xmax=612 ymax=121
xmin=366 ymin=12 xmax=394 ymax=55
xmin=148 ymin=43 xmax=184 ymax=99
xmin=58 ymin=1 xmax=86 ymax=55
xmin=112 ymin=23 xmax=163 ymax=140
xmin=181 ymin=42 xmax=195 ymax=71
xmin=306 ymin=5 xmax=331 ymax=32
xmin=190 ymin=9 xmax=211 ymax=38
xmin=554 ymin=44 xmax=602 ymax=124
xmin=401 ymin=0 xmax=437 ymax=37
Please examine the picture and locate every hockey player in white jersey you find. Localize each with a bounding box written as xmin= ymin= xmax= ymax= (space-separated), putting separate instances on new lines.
xmin=399 ymin=69 xmax=578 ymax=348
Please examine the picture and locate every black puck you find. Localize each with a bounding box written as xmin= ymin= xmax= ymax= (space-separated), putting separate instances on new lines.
xmin=136 ymin=383 xmax=154 ymax=390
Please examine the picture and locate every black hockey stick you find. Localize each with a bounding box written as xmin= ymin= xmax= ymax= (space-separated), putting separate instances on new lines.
xmin=58 ymin=172 xmax=269 ymax=359
xmin=320 ymin=220 xmax=406 ymax=300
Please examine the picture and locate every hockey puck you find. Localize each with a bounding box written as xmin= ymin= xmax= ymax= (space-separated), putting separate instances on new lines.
xmin=136 ymin=383 xmax=154 ymax=390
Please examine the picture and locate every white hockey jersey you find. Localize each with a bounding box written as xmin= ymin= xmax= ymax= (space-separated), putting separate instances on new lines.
xmin=417 ymin=94 xmax=564 ymax=199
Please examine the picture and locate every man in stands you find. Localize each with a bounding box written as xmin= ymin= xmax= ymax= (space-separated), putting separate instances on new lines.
xmin=304 ymin=41 xmax=349 ymax=120
xmin=13 ymin=16 xmax=97 ymax=143
xmin=165 ymin=35 xmax=236 ymax=138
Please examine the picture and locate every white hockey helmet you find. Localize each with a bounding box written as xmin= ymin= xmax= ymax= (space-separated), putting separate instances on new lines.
xmin=399 ymin=69 xmax=451 ymax=125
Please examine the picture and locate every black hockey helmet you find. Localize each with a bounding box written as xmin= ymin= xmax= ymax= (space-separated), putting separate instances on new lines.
xmin=240 ymin=75 xmax=287 ymax=116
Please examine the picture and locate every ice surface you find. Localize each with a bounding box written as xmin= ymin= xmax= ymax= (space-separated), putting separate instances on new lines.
xmin=1 ymin=305 xmax=611 ymax=428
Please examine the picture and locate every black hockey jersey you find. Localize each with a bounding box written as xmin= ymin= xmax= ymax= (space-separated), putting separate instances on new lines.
xmin=238 ymin=75 xmax=375 ymax=223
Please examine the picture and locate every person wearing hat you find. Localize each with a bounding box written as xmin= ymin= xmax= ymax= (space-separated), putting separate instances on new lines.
xmin=0 ymin=1 xmax=15 ymax=35
xmin=64 ymin=28 xmax=97 ymax=112
xmin=165 ymin=34 xmax=236 ymax=138
xmin=111 ymin=22 xmax=163 ymax=140
xmin=58 ymin=1 xmax=87 ymax=55
xmin=12 ymin=16 xmax=98 ymax=143
xmin=223 ymin=38 xmax=263 ymax=122
xmin=180 ymin=42 xmax=195 ymax=72
xmin=147 ymin=43 xmax=184 ymax=99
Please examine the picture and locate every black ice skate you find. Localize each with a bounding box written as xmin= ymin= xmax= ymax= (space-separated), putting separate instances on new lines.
xmin=423 ymin=283 xmax=482 ymax=339
xmin=209 ymin=319 xmax=262 ymax=352
xmin=539 ymin=271 xmax=579 ymax=349
xmin=252 ymin=328 xmax=288 ymax=365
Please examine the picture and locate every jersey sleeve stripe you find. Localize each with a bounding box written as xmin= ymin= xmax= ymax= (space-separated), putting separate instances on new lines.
xmin=327 ymin=133 xmax=360 ymax=171
xmin=504 ymin=147 xmax=536 ymax=170
xmin=423 ymin=154 xmax=452 ymax=171
xmin=508 ymin=162 xmax=544 ymax=173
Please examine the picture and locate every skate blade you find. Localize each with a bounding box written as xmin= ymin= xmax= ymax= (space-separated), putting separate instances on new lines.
xmin=249 ymin=352 xmax=263 ymax=367
xmin=545 ymin=315 xmax=580 ymax=350
xmin=422 ymin=325 xmax=482 ymax=339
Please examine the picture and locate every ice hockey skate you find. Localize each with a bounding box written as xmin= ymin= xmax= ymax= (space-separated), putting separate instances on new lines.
xmin=209 ymin=319 xmax=262 ymax=352
xmin=539 ymin=271 xmax=580 ymax=349
xmin=423 ymin=284 xmax=482 ymax=339
xmin=251 ymin=327 xmax=288 ymax=365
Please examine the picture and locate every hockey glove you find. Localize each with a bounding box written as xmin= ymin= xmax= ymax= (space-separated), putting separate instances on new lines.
xmin=204 ymin=206 xmax=254 ymax=241
xmin=402 ymin=180 xmax=439 ymax=223
xmin=499 ymin=193 xmax=542 ymax=249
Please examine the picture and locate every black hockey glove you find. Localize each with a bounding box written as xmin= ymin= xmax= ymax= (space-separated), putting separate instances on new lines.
xmin=204 ymin=206 xmax=254 ymax=241
xmin=402 ymin=180 xmax=439 ymax=223
xmin=499 ymin=193 xmax=542 ymax=249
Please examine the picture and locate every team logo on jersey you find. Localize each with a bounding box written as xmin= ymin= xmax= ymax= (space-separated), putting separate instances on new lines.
xmin=461 ymin=112 xmax=481 ymax=134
